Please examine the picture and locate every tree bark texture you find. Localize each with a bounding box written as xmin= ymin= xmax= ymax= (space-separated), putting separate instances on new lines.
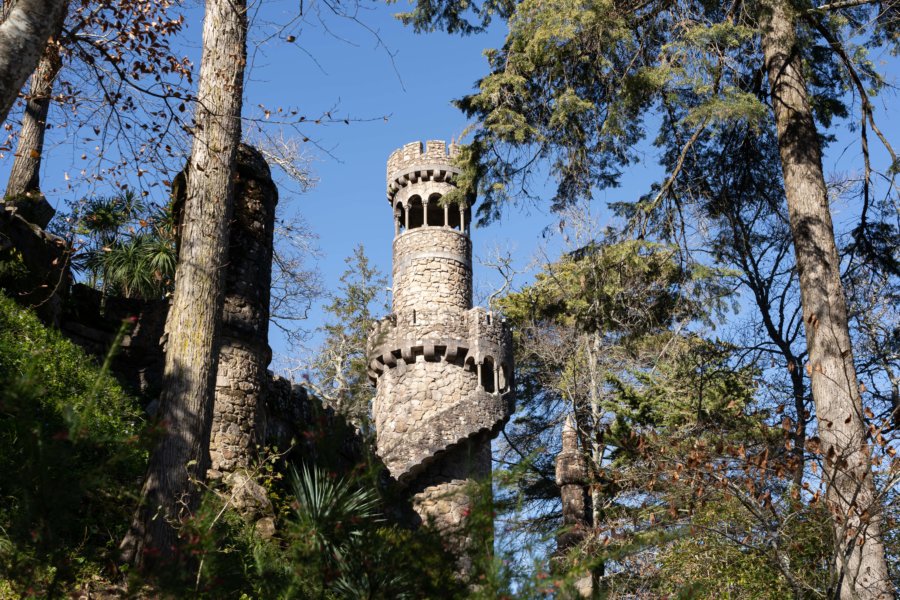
xmin=5 ymin=43 xmax=60 ymax=199
xmin=762 ymin=3 xmax=893 ymax=598
xmin=1 ymin=1 xmax=17 ymax=25
xmin=0 ymin=0 xmax=66 ymax=125
xmin=122 ymin=0 xmax=247 ymax=569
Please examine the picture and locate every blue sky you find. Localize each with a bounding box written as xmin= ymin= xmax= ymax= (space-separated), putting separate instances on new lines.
xmin=241 ymin=1 xmax=900 ymax=369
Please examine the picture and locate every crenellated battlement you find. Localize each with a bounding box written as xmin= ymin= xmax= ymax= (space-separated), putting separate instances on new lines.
xmin=387 ymin=140 xmax=460 ymax=179
xmin=386 ymin=140 xmax=462 ymax=203
xmin=366 ymin=306 xmax=513 ymax=387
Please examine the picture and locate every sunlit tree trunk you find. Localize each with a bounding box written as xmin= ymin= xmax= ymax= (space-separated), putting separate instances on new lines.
xmin=5 ymin=44 xmax=60 ymax=200
xmin=121 ymin=0 xmax=247 ymax=569
xmin=762 ymin=2 xmax=892 ymax=597
xmin=0 ymin=0 xmax=66 ymax=124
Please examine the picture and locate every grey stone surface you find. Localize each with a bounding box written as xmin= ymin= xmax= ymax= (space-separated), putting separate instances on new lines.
xmin=409 ymin=438 xmax=492 ymax=574
xmin=369 ymin=140 xmax=515 ymax=558
xmin=224 ymin=470 xmax=274 ymax=520
xmin=209 ymin=144 xmax=278 ymax=473
xmin=556 ymin=416 xmax=590 ymax=530
xmin=60 ymin=283 xmax=167 ymax=395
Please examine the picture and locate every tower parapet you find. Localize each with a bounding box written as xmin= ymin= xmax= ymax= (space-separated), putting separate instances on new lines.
xmin=385 ymin=140 xmax=471 ymax=238
xmin=386 ymin=139 xmax=461 ymax=198
xmin=369 ymin=141 xmax=514 ymax=563
xmin=367 ymin=307 xmax=513 ymax=482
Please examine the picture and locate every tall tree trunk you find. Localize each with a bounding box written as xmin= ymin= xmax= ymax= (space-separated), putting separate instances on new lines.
xmin=0 ymin=0 xmax=66 ymax=124
xmin=120 ymin=0 xmax=247 ymax=570
xmin=3 ymin=43 xmax=60 ymax=229
xmin=5 ymin=44 xmax=60 ymax=199
xmin=762 ymin=3 xmax=893 ymax=598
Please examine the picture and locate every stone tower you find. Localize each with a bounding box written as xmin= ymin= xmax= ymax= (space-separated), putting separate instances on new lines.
xmin=367 ymin=140 xmax=515 ymax=555
xmin=208 ymin=145 xmax=278 ymax=474
xmin=556 ymin=415 xmax=590 ymax=549
xmin=555 ymin=415 xmax=593 ymax=597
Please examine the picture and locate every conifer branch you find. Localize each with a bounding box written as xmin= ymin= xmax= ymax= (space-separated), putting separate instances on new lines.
xmin=807 ymin=0 xmax=885 ymax=13
xmin=806 ymin=15 xmax=899 ymax=252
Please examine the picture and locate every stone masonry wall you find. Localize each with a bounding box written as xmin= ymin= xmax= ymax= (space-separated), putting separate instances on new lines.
xmin=554 ymin=416 xmax=593 ymax=596
xmin=209 ymin=145 xmax=278 ymax=474
xmin=410 ymin=437 xmax=492 ymax=573
xmin=60 ymin=283 xmax=167 ymax=396
xmin=367 ymin=305 xmax=515 ymax=483
xmin=372 ymin=355 xmax=510 ymax=482
xmin=392 ymin=227 xmax=471 ymax=315
xmin=386 ymin=140 xmax=460 ymax=190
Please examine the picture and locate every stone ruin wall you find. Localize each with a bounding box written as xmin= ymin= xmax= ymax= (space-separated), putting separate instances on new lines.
xmin=209 ymin=145 xmax=278 ymax=474
xmin=369 ymin=140 xmax=515 ymax=561
xmin=60 ymin=284 xmax=168 ymax=394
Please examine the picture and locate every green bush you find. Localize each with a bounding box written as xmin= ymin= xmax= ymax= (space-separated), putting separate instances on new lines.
xmin=172 ymin=463 xmax=466 ymax=599
xmin=0 ymin=292 xmax=146 ymax=597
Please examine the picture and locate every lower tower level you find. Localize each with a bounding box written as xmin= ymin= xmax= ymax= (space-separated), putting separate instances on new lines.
xmin=368 ymin=141 xmax=514 ymax=565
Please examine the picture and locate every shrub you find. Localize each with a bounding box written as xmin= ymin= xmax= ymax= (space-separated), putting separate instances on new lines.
xmin=0 ymin=292 xmax=146 ymax=596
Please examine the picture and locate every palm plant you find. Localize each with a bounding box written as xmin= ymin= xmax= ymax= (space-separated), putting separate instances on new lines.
xmin=287 ymin=465 xmax=420 ymax=599
xmin=93 ymin=233 xmax=176 ymax=300
xmin=72 ymin=191 xmax=176 ymax=301
xmin=289 ymin=464 xmax=381 ymax=562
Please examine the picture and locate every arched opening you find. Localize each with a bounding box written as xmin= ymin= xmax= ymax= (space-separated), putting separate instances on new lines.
xmin=427 ymin=193 xmax=444 ymax=227
xmin=481 ymin=357 xmax=496 ymax=393
xmin=395 ymin=202 xmax=406 ymax=235
xmin=447 ymin=202 xmax=461 ymax=230
xmin=498 ymin=364 xmax=508 ymax=392
xmin=407 ymin=196 xmax=424 ymax=229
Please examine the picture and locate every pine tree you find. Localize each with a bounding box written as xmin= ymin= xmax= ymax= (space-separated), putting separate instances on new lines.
xmin=495 ymin=237 xmax=826 ymax=595
xmin=307 ymin=245 xmax=387 ymax=428
xmin=401 ymin=0 xmax=897 ymax=593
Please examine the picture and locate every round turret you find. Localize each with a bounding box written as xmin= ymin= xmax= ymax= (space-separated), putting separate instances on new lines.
xmin=386 ymin=140 xmax=473 ymax=237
